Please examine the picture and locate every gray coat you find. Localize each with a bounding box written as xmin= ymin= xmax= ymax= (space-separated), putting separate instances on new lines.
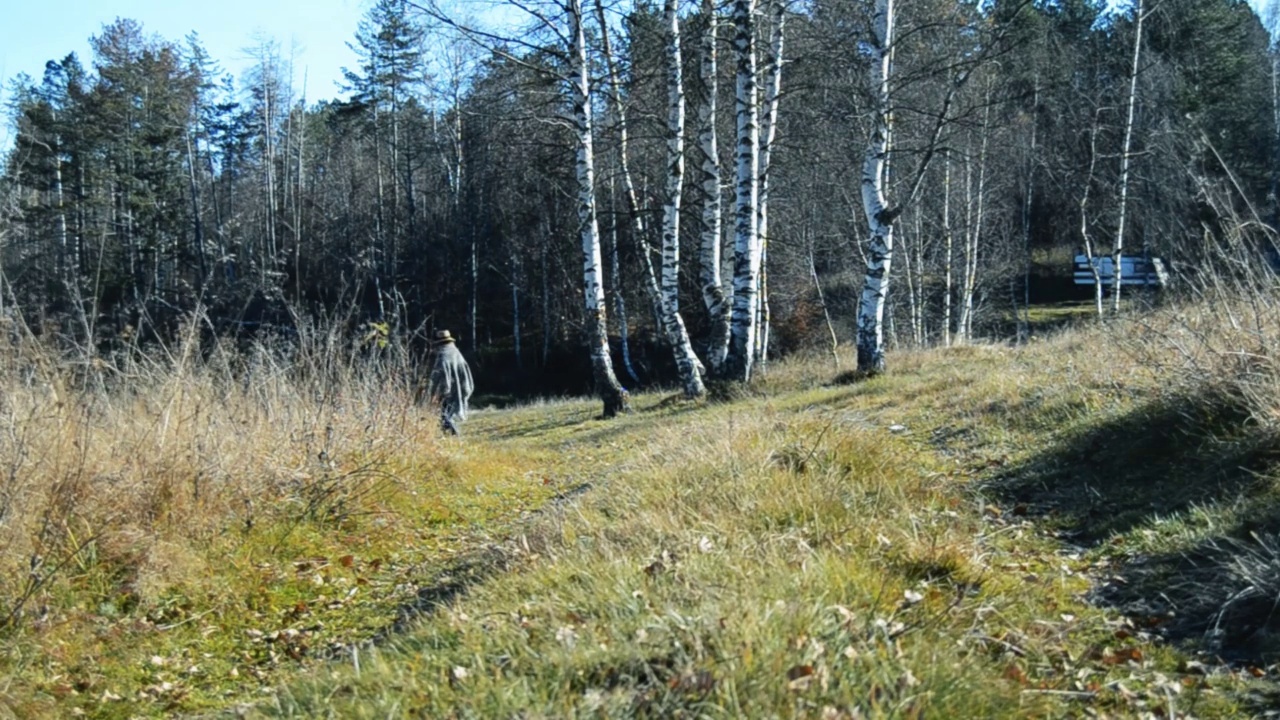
xmin=429 ymin=341 xmax=474 ymax=419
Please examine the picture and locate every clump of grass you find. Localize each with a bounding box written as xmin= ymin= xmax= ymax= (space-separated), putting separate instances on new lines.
xmin=1210 ymin=532 xmax=1280 ymax=647
xmin=0 ymin=314 xmax=429 ymax=628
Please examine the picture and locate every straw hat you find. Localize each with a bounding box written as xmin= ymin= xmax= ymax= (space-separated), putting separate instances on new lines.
xmin=434 ymin=329 xmax=455 ymax=344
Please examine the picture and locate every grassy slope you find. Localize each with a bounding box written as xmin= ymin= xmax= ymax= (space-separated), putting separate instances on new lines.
xmin=255 ymin=330 xmax=1275 ymax=717
xmin=7 ymin=316 xmax=1280 ymax=718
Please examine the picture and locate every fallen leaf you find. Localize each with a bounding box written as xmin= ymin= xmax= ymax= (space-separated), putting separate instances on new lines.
xmin=1102 ymin=647 xmax=1143 ymax=665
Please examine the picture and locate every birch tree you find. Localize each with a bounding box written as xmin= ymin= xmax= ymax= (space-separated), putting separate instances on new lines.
xmin=1112 ymin=0 xmax=1144 ymax=312
xmin=1080 ymin=110 xmax=1107 ymax=318
xmin=571 ymin=0 xmax=629 ymax=416
xmin=723 ymin=0 xmax=760 ymax=382
xmin=418 ymin=0 xmax=629 ymax=416
xmin=696 ymin=0 xmax=730 ymax=373
xmin=956 ymin=90 xmax=991 ymax=345
xmin=755 ymin=0 xmax=786 ymax=367
xmin=854 ymin=0 xmax=898 ymax=373
xmin=594 ymin=0 xmax=667 ymax=343
xmin=853 ymin=0 xmax=1021 ymax=373
xmin=660 ymin=0 xmax=708 ymax=398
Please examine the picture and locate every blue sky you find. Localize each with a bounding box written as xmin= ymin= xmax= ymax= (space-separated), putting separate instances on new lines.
xmin=0 ymin=0 xmax=1273 ymax=150
xmin=0 ymin=0 xmax=373 ymax=147
xmin=0 ymin=0 xmax=370 ymax=96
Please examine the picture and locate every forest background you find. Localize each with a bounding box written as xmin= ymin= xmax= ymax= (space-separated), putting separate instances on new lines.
xmin=1 ymin=0 xmax=1276 ymax=402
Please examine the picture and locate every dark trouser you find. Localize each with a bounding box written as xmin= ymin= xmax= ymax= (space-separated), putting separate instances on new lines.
xmin=440 ymin=404 xmax=460 ymax=435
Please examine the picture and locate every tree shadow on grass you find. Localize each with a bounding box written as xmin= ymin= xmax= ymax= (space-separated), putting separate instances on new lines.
xmin=477 ymin=409 xmax=596 ymax=441
xmin=984 ymin=392 xmax=1268 ymax=544
xmin=983 ymin=391 xmax=1280 ymax=667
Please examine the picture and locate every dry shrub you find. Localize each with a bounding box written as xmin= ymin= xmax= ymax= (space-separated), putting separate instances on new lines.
xmin=1116 ymin=185 xmax=1280 ymax=436
xmin=0 ymin=311 xmax=437 ymax=628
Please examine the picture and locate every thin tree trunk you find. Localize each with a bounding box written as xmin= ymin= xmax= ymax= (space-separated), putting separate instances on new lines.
xmin=572 ymin=0 xmax=628 ymax=417
xmin=1020 ymin=82 xmax=1038 ymax=343
xmin=51 ymin=118 xmax=70 ymax=289
xmin=903 ymin=205 xmax=921 ymax=346
xmin=1081 ymin=113 xmax=1105 ymax=319
xmin=511 ymin=250 xmax=522 ymax=370
xmin=697 ymin=0 xmax=730 ymax=374
xmin=469 ymin=228 xmax=478 ymax=349
xmin=541 ymin=236 xmax=552 ymax=366
xmin=185 ymin=132 xmax=207 ymax=292
xmin=263 ymin=71 xmax=278 ymax=289
xmin=1113 ymin=0 xmax=1144 ymax=312
xmin=809 ymin=242 xmax=839 ymax=370
xmin=294 ymin=83 xmax=306 ymax=304
xmin=943 ymin=154 xmax=953 ymax=348
xmin=1272 ymin=42 xmax=1280 ymax=228
xmin=724 ymin=0 xmax=760 ymax=382
xmin=594 ymin=0 xmax=667 ymax=343
xmin=957 ymin=97 xmax=989 ymax=344
xmin=609 ymin=178 xmax=641 ymax=385
xmin=756 ymin=243 xmax=769 ymax=367
xmin=660 ymin=0 xmax=707 ymax=398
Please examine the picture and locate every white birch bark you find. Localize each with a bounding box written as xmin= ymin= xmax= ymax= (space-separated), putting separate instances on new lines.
xmin=571 ymin=0 xmax=628 ymax=416
xmin=855 ymin=0 xmax=896 ymax=374
xmin=942 ymin=154 xmax=953 ymax=348
xmin=724 ymin=0 xmax=760 ymax=382
xmin=660 ymin=0 xmax=708 ymax=398
xmin=50 ymin=114 xmax=71 ymax=287
xmin=755 ymin=0 xmax=785 ymax=369
xmin=1081 ymin=114 xmax=1105 ymax=318
xmin=1112 ymin=0 xmax=1144 ymax=312
xmin=903 ymin=205 xmax=922 ymax=346
xmin=957 ymin=97 xmax=989 ymax=344
xmin=696 ymin=0 xmax=730 ymax=374
xmin=593 ymin=0 xmax=668 ymax=342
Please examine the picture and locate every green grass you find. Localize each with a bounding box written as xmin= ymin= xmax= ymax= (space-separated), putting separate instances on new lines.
xmin=7 ymin=311 xmax=1280 ymax=718
xmin=250 ymin=336 xmax=1271 ymax=717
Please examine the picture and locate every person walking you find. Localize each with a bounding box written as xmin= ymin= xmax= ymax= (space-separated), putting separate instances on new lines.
xmin=427 ymin=330 xmax=474 ymax=435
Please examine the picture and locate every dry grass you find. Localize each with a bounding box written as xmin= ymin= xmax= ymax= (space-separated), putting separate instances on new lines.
xmin=257 ymin=320 xmax=1268 ymax=718
xmin=7 ymin=267 xmax=1280 ymax=717
xmin=0 ymin=318 xmax=433 ymax=628
xmin=0 ymin=317 xmax=564 ymax=717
